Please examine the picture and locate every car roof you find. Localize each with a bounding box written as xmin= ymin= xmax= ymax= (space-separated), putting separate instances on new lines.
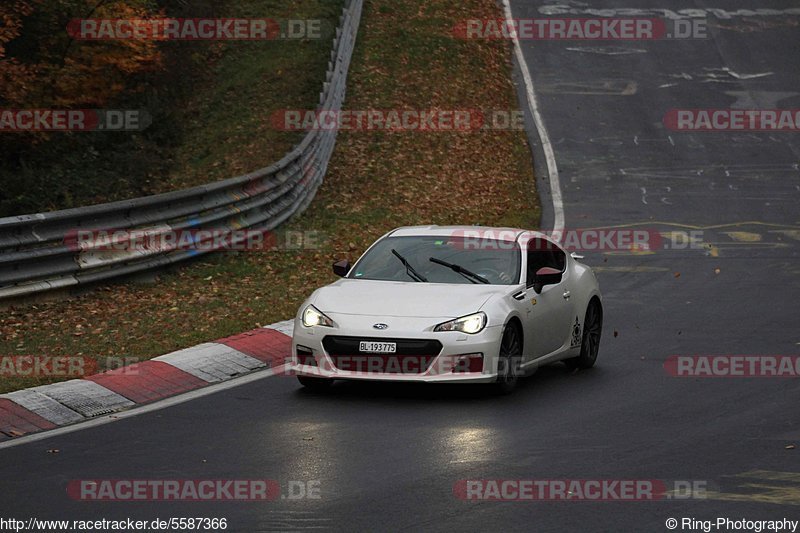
xmin=387 ymin=225 xmax=553 ymax=243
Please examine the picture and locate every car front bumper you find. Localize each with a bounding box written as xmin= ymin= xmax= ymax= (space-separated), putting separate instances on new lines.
xmin=290 ymin=316 xmax=504 ymax=383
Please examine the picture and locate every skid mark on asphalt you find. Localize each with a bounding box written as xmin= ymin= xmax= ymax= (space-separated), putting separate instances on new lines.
xmin=565 ymin=46 xmax=647 ymax=55
xmin=668 ymin=67 xmax=772 ymax=87
xmin=256 ymin=511 xmax=332 ymax=531
xmin=704 ymin=470 xmax=800 ymax=506
xmin=538 ymin=79 xmax=638 ymax=95
xmin=712 ymin=18 xmax=800 ymax=33
xmin=616 ymin=163 xmax=800 ymax=181
xmin=593 ymin=266 xmax=669 ymax=273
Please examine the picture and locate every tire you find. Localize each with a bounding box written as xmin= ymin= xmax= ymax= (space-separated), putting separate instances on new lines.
xmin=494 ymin=321 xmax=523 ymax=394
xmin=297 ymin=375 xmax=333 ymax=391
xmin=564 ymin=300 xmax=602 ymax=370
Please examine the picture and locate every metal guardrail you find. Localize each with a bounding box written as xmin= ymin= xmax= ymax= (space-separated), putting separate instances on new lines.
xmin=0 ymin=0 xmax=363 ymax=301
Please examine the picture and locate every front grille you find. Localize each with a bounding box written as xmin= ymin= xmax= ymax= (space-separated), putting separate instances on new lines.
xmin=322 ymin=336 xmax=442 ymax=374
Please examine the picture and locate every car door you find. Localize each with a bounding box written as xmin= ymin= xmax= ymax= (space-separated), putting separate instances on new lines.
xmin=520 ymin=238 xmax=576 ymax=359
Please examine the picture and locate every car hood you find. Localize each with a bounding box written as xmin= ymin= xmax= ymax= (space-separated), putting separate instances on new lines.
xmin=311 ymin=279 xmax=504 ymax=318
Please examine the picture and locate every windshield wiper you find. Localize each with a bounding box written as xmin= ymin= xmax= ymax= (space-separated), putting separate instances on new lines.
xmin=429 ymin=257 xmax=490 ymax=284
xmin=391 ymin=249 xmax=428 ymax=282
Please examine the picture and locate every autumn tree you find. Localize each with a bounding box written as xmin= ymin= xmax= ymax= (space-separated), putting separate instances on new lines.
xmin=0 ymin=0 xmax=236 ymax=216
xmin=0 ymin=0 xmax=162 ymax=110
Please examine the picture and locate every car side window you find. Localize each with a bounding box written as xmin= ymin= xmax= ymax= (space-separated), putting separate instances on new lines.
xmin=526 ymin=239 xmax=566 ymax=286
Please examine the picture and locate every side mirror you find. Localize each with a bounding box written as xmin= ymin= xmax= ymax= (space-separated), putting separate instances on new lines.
xmin=532 ymin=266 xmax=562 ymax=294
xmin=332 ymin=259 xmax=351 ymax=277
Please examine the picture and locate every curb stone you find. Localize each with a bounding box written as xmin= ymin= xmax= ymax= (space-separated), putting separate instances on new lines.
xmin=0 ymin=322 xmax=293 ymax=441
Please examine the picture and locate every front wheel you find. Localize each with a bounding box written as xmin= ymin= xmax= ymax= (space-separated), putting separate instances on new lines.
xmin=564 ymin=301 xmax=602 ymax=370
xmin=297 ymin=375 xmax=333 ymax=391
xmin=494 ymin=322 xmax=523 ymax=394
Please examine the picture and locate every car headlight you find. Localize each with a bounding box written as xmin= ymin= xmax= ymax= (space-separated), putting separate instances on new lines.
xmin=434 ymin=312 xmax=487 ymax=334
xmin=302 ymin=305 xmax=334 ymax=327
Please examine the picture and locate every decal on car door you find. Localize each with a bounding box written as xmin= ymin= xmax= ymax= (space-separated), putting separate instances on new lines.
xmin=570 ymin=316 xmax=582 ymax=348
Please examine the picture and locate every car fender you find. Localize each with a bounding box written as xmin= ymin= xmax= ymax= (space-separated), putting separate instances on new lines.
xmin=479 ymin=288 xmax=528 ymax=357
xmin=569 ymin=258 xmax=602 ymax=329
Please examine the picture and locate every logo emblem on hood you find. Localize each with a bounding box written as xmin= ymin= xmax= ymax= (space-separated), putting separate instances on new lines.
xmin=373 ymin=323 xmax=389 ymax=330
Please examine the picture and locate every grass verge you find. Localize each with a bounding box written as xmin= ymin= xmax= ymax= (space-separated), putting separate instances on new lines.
xmin=0 ymin=0 xmax=539 ymax=394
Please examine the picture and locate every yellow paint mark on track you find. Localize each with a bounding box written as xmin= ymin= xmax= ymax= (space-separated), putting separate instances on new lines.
xmin=724 ymin=231 xmax=763 ymax=242
xmin=734 ymin=470 xmax=800 ymax=483
xmin=705 ymin=470 xmax=800 ymax=506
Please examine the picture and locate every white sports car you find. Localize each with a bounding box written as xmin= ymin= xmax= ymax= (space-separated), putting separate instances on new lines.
xmin=290 ymin=226 xmax=602 ymax=393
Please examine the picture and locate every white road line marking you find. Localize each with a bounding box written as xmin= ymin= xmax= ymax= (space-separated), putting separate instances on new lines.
xmin=501 ymin=0 xmax=565 ymax=238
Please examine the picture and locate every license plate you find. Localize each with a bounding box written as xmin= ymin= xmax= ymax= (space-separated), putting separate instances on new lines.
xmin=359 ymin=341 xmax=396 ymax=354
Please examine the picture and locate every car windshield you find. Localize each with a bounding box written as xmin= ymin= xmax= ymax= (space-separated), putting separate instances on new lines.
xmin=349 ymin=235 xmax=521 ymax=285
